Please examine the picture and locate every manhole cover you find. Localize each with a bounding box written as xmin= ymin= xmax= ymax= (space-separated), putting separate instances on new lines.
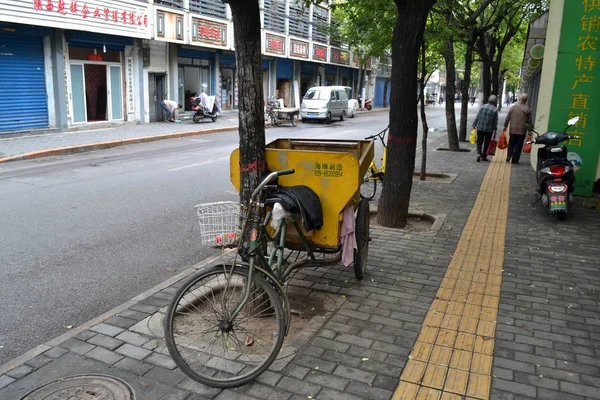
xmin=21 ymin=375 xmax=134 ymax=400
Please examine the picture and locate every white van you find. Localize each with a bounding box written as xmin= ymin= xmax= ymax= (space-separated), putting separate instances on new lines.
xmin=301 ymin=86 xmax=349 ymax=123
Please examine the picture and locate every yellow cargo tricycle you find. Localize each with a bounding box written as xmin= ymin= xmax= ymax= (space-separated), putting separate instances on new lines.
xmin=164 ymin=138 xmax=374 ymax=388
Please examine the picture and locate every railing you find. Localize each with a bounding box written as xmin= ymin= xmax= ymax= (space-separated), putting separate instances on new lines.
xmin=263 ymin=0 xmax=286 ymax=34
xmin=289 ymin=2 xmax=310 ymax=39
xmin=189 ymin=0 xmax=227 ymax=20
xmin=312 ymin=5 xmax=328 ymax=44
xmin=154 ymin=0 xmax=184 ymax=10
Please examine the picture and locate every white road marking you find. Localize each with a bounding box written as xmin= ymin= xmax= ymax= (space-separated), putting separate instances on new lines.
xmin=168 ymin=156 xmax=229 ymax=172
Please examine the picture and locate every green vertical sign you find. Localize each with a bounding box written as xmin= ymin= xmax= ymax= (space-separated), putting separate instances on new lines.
xmin=549 ymin=0 xmax=600 ymax=196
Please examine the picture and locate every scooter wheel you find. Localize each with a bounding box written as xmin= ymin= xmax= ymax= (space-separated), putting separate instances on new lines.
xmin=212 ymin=115 xmax=217 ymax=122
xmin=193 ymin=114 xmax=201 ymax=123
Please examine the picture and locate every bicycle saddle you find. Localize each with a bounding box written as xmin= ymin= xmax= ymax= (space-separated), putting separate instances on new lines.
xmin=265 ymin=185 xmax=323 ymax=231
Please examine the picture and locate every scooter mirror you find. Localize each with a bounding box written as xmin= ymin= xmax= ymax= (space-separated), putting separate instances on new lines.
xmin=567 ymin=116 xmax=580 ymax=126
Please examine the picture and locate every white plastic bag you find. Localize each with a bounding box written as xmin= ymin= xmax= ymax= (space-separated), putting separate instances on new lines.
xmin=270 ymin=203 xmax=291 ymax=231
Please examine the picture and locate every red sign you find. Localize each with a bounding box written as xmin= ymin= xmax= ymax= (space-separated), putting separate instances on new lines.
xmin=199 ymin=26 xmax=221 ymax=41
xmin=290 ymin=39 xmax=308 ymax=59
xmin=265 ymin=34 xmax=285 ymax=55
xmin=192 ymin=18 xmax=227 ymax=47
xmin=33 ymin=0 xmax=148 ymax=26
xmin=313 ymin=45 xmax=327 ymax=61
xmin=331 ymin=48 xmax=350 ymax=65
xmin=87 ymin=54 xmax=103 ymax=61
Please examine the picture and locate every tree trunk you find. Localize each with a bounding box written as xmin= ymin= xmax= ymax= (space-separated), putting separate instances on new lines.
xmin=226 ymin=0 xmax=266 ymax=205
xmin=443 ymin=12 xmax=459 ymax=151
xmin=481 ymin=61 xmax=491 ymax=103
xmin=491 ymin=61 xmax=500 ymax=95
xmin=383 ymin=77 xmax=391 ymax=108
xmin=458 ymin=30 xmax=474 ymax=142
xmin=378 ymin=0 xmax=436 ymax=228
xmin=497 ymin=70 xmax=505 ymax=110
xmin=420 ymin=40 xmax=429 ymax=181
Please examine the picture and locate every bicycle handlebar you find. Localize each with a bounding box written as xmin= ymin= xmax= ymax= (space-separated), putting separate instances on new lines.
xmin=251 ymin=169 xmax=295 ymax=199
xmin=277 ymin=169 xmax=295 ymax=176
xmin=365 ymin=126 xmax=389 ymax=141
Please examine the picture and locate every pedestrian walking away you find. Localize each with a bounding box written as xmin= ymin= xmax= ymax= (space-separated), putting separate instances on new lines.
xmin=503 ymin=93 xmax=533 ymax=164
xmin=160 ymin=99 xmax=182 ymax=122
xmin=472 ymin=95 xmax=499 ymax=162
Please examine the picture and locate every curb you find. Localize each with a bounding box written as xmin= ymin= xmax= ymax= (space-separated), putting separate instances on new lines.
xmin=0 ymin=251 xmax=227 ymax=376
xmin=0 ymin=125 xmax=238 ymax=164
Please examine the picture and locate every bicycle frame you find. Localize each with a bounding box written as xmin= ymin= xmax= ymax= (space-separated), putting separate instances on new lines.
xmin=228 ymin=171 xmax=318 ymax=321
xmin=366 ymin=128 xmax=388 ymax=180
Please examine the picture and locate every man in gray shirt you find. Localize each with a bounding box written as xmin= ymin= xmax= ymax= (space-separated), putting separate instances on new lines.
xmin=503 ymin=93 xmax=533 ymax=164
xmin=472 ymin=95 xmax=499 ymax=162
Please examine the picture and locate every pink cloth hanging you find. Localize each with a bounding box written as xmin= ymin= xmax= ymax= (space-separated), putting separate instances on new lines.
xmin=340 ymin=206 xmax=357 ymax=267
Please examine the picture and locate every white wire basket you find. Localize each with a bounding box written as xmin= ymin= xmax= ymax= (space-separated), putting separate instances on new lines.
xmin=195 ymin=201 xmax=241 ymax=248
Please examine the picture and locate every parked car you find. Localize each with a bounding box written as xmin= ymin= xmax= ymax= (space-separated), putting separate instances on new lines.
xmin=301 ymin=86 xmax=349 ymax=123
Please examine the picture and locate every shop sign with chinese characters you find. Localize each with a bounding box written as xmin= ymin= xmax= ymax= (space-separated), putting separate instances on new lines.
xmin=290 ymin=39 xmax=308 ymax=59
xmin=330 ymin=48 xmax=350 ymax=65
xmin=192 ymin=17 xmax=227 ymax=47
xmin=548 ymin=0 xmax=600 ymax=196
xmin=1 ymin=0 xmax=150 ymax=38
xmin=126 ymin=56 xmax=134 ymax=114
xmin=313 ymin=44 xmax=327 ymax=62
xmin=265 ymin=33 xmax=286 ymax=56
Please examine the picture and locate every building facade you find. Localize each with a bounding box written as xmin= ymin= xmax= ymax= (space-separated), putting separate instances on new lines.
xmin=0 ymin=0 xmax=363 ymax=134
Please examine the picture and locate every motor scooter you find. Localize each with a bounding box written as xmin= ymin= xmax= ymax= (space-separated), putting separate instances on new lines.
xmin=528 ymin=116 xmax=580 ymax=220
xmin=357 ymin=96 xmax=373 ymax=111
xmin=191 ymin=93 xmax=221 ymax=123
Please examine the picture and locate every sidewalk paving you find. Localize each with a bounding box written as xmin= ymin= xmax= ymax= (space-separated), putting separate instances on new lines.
xmin=1 ymin=131 xmax=599 ymax=399
xmin=0 ymin=112 xmax=241 ymax=163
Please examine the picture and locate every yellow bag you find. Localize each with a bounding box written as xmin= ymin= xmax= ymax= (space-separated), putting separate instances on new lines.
xmin=469 ymin=128 xmax=477 ymax=144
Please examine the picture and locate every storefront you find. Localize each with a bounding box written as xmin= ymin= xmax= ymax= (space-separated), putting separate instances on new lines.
xmin=178 ymin=47 xmax=216 ymax=111
xmin=66 ymin=32 xmax=132 ymax=124
xmin=0 ymin=23 xmax=51 ymax=133
xmin=341 ymin=67 xmax=354 ymax=89
xmin=325 ymin=65 xmax=338 ymax=86
xmin=300 ymin=62 xmax=316 ymax=97
xmin=262 ymin=58 xmax=273 ymax=101
xmin=219 ymin=52 xmax=237 ymax=109
xmin=276 ymin=58 xmax=293 ymax=107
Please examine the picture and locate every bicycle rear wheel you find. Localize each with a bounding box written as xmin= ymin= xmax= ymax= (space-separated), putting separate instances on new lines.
xmin=353 ymin=198 xmax=370 ymax=280
xmin=164 ymin=265 xmax=285 ymax=388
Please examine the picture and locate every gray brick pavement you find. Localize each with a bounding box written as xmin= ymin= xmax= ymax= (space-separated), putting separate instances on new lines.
xmin=1 ymin=133 xmax=598 ymax=400
xmin=491 ymin=152 xmax=600 ymax=399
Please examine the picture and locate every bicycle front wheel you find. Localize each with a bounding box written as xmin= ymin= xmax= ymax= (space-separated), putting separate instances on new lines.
xmin=164 ymin=265 xmax=286 ymax=388
xmin=360 ymin=171 xmax=377 ymax=200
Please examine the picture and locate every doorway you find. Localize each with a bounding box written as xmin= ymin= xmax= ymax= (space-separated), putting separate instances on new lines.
xmin=70 ymin=63 xmax=123 ymax=123
xmin=220 ymin=68 xmax=236 ymax=109
xmin=149 ymin=73 xmax=167 ymax=122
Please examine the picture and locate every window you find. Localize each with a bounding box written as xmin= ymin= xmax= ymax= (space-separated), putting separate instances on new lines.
xmin=289 ymin=2 xmax=310 ymax=39
xmin=189 ymin=0 xmax=227 ymax=20
xmin=312 ymin=6 xmax=328 ymax=44
xmin=263 ymin=0 xmax=286 ymax=33
xmin=157 ymin=12 xmax=165 ymax=37
xmin=176 ymin=16 xmax=184 ymax=40
xmin=154 ymin=0 xmax=183 ymax=10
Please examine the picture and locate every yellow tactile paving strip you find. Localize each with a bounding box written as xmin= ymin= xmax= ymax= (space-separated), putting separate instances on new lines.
xmin=392 ymin=149 xmax=511 ymax=400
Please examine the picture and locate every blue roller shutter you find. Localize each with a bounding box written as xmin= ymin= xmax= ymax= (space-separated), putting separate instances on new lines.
xmin=276 ymin=58 xmax=293 ymax=79
xmin=375 ymin=77 xmax=390 ymax=107
xmin=0 ymin=33 xmax=48 ymax=132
